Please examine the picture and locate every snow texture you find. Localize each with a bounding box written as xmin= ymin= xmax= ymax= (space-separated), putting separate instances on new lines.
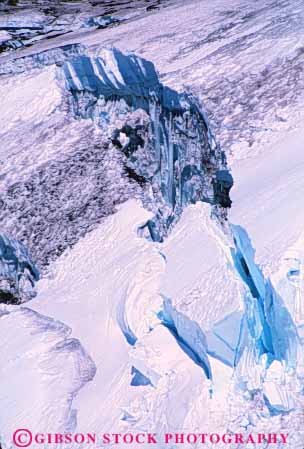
xmin=0 ymin=0 xmax=304 ymax=447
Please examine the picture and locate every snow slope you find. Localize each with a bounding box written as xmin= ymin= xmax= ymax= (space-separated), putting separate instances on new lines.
xmin=26 ymin=201 xmax=215 ymax=446
xmin=0 ymin=1 xmax=304 ymax=448
xmin=1 ymin=197 xmax=302 ymax=448
xmin=0 ymin=305 xmax=96 ymax=447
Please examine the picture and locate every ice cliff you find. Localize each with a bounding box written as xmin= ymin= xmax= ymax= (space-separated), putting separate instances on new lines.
xmin=1 ymin=40 xmax=303 ymax=448
xmin=61 ymin=46 xmax=233 ymax=241
xmin=158 ymin=298 xmax=212 ymax=380
xmin=0 ymin=45 xmax=233 ymax=270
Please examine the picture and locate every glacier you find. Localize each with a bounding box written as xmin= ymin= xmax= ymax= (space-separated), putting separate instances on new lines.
xmin=0 ymin=45 xmax=232 ymax=270
xmin=130 ymin=366 xmax=153 ymax=387
xmin=0 ymin=305 xmax=96 ymax=447
xmin=232 ymin=224 xmax=299 ymax=371
xmin=0 ymin=0 xmax=304 ymax=448
xmin=0 ymin=0 xmax=176 ymax=55
xmin=206 ymin=311 xmax=245 ymax=367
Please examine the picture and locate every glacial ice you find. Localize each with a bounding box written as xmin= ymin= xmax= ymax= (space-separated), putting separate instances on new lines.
xmin=0 ymin=11 xmax=48 ymax=31
xmin=263 ymin=393 xmax=293 ymax=416
xmin=0 ymin=233 xmax=39 ymax=304
xmin=0 ymin=30 xmax=11 ymax=44
xmin=117 ymin=295 xmax=138 ymax=346
xmin=0 ymin=1 xmax=174 ymax=56
xmin=274 ymin=240 xmax=304 ymax=328
xmin=0 ymin=43 xmax=86 ymax=76
xmin=0 ymin=46 xmax=232 ymax=270
xmin=82 ymin=16 xmax=120 ymax=30
xmin=263 ymin=361 xmax=295 ymax=415
xmin=231 ymin=225 xmax=299 ymax=370
xmin=0 ymin=57 xmax=143 ymax=269
xmin=0 ymin=5 xmax=303 ymax=444
xmin=0 ymin=305 xmax=96 ymax=445
xmin=158 ymin=298 xmax=212 ymax=380
xmin=0 ymin=9 xmax=121 ymax=54
xmin=130 ymin=366 xmax=153 ymax=387
xmin=26 ymin=201 xmax=169 ymax=438
xmin=206 ymin=311 xmax=246 ymax=367
xmin=0 ymin=10 xmax=57 ymax=52
xmin=61 ymin=47 xmax=233 ymax=241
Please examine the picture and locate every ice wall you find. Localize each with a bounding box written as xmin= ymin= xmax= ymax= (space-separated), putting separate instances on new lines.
xmin=61 ymin=47 xmax=233 ymax=241
xmin=158 ymin=298 xmax=212 ymax=380
xmin=231 ymin=225 xmax=299 ymax=371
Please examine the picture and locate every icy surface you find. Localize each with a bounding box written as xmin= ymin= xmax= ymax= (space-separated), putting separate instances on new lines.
xmin=26 ymin=201 xmax=212 ymax=441
xmin=0 ymin=0 xmax=179 ymax=54
xmin=0 ymin=0 xmax=304 ymax=447
xmin=0 ymin=57 xmax=141 ymax=268
xmin=230 ymin=127 xmax=304 ymax=275
xmin=130 ymin=367 xmax=152 ymax=387
xmin=61 ymin=46 xmax=232 ymax=239
xmin=232 ymin=225 xmax=299 ymax=370
xmin=0 ymin=234 xmax=39 ymax=304
xmin=0 ymin=46 xmax=231 ymax=269
xmin=2 ymin=0 xmax=303 ymax=163
xmin=158 ymin=298 xmax=212 ymax=380
xmin=206 ymin=311 xmax=244 ymax=367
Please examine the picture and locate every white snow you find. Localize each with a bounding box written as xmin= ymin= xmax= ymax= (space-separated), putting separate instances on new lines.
xmin=0 ymin=200 xmax=244 ymax=447
xmin=0 ymin=306 xmax=95 ymax=447
xmin=0 ymin=66 xmax=98 ymax=191
xmin=0 ymin=68 xmax=61 ymax=136
xmin=159 ymin=203 xmax=242 ymax=330
xmin=230 ymin=127 xmax=304 ymax=275
xmin=1 ymin=0 xmax=304 ymax=447
xmin=29 ymin=201 xmax=165 ymax=435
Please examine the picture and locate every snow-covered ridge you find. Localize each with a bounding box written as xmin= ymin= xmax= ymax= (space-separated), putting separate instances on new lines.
xmin=0 ymin=304 xmax=96 ymax=446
